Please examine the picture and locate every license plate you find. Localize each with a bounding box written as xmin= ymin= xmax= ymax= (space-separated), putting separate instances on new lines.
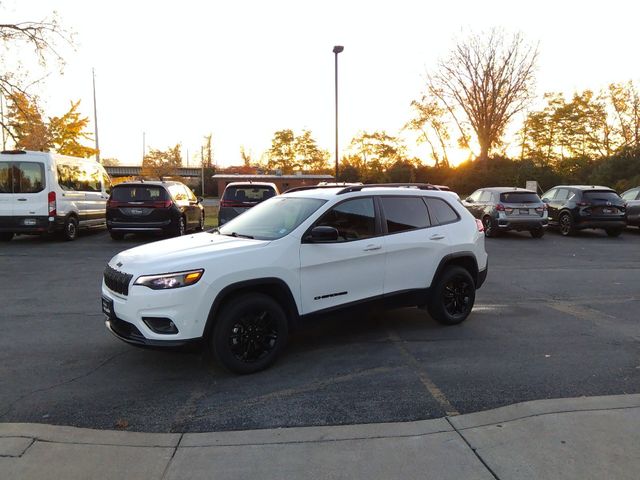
xmin=520 ymin=209 xmax=529 ymax=215
xmin=23 ymin=218 xmax=37 ymax=225
xmin=602 ymin=208 xmax=613 ymax=214
xmin=130 ymin=208 xmax=143 ymax=215
xmin=101 ymin=296 xmax=115 ymax=319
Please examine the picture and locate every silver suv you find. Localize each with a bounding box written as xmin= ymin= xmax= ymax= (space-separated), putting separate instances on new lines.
xmin=462 ymin=187 xmax=548 ymax=238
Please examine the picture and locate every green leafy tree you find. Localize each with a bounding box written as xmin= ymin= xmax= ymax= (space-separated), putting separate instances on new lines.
xmin=349 ymin=131 xmax=406 ymax=169
xmin=294 ymin=129 xmax=329 ymax=171
xmin=266 ymin=129 xmax=296 ymax=173
xmin=48 ymin=100 xmax=97 ymax=157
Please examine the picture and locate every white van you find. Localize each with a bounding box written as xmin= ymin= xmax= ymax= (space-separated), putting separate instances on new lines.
xmin=0 ymin=150 xmax=112 ymax=241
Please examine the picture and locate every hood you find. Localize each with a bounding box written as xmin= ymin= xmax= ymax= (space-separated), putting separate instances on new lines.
xmin=109 ymin=232 xmax=269 ymax=272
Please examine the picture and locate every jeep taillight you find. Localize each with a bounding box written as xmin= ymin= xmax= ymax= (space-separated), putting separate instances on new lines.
xmin=496 ymin=203 xmax=505 ymax=211
xmin=48 ymin=191 xmax=56 ymax=217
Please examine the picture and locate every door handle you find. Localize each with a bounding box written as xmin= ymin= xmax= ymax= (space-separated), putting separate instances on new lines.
xmin=429 ymin=233 xmax=445 ymax=240
xmin=17 ymin=198 xmax=27 ymax=201
xmin=363 ymin=244 xmax=382 ymax=251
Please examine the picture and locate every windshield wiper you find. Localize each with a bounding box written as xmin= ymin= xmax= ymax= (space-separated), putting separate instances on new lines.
xmin=206 ymin=227 xmax=219 ymax=234
xmin=222 ymin=231 xmax=254 ymax=239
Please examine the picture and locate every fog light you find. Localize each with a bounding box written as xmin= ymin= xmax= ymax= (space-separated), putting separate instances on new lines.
xmin=142 ymin=317 xmax=179 ymax=334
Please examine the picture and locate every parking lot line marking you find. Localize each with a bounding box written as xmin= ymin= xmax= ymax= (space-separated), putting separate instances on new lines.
xmin=549 ymin=301 xmax=640 ymax=341
xmin=387 ymin=329 xmax=460 ymax=417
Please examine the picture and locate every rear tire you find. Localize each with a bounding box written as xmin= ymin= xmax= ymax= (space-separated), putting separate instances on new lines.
xmin=110 ymin=231 xmax=125 ymax=240
xmin=559 ymin=212 xmax=575 ymax=236
xmin=174 ymin=216 xmax=186 ymax=237
xmin=530 ymin=228 xmax=545 ymax=238
xmin=427 ymin=266 xmax=476 ymax=326
xmin=62 ymin=216 xmax=79 ymax=241
xmin=196 ymin=212 xmax=205 ymax=231
xmin=0 ymin=232 xmax=13 ymax=241
xmin=482 ymin=216 xmax=498 ymax=238
xmin=211 ymin=293 xmax=288 ymax=374
xmin=606 ymin=228 xmax=622 ymax=237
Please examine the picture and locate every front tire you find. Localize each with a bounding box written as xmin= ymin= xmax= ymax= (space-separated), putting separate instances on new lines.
xmin=427 ymin=266 xmax=476 ymax=325
xmin=62 ymin=216 xmax=79 ymax=241
xmin=110 ymin=231 xmax=125 ymax=240
xmin=0 ymin=232 xmax=13 ymax=241
xmin=211 ymin=293 xmax=288 ymax=374
xmin=196 ymin=211 xmax=205 ymax=231
xmin=606 ymin=228 xmax=622 ymax=237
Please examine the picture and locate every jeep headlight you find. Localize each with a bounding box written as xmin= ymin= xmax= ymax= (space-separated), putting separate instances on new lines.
xmin=134 ymin=269 xmax=204 ymax=290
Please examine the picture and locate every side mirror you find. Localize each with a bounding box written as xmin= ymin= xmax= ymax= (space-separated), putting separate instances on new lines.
xmin=541 ymin=198 xmax=549 ymax=203
xmin=197 ymin=196 xmax=204 ymax=203
xmin=465 ymin=198 xmax=474 ymax=203
xmin=307 ymin=226 xmax=339 ymax=242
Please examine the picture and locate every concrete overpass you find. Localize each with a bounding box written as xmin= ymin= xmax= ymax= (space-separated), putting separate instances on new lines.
xmin=104 ymin=166 xmax=203 ymax=178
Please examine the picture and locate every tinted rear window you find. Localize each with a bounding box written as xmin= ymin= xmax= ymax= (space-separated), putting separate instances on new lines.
xmin=111 ymin=185 xmax=168 ymax=202
xmin=381 ymin=197 xmax=430 ymax=233
xmin=222 ymin=185 xmax=276 ymax=203
xmin=0 ymin=161 xmax=45 ymax=193
xmin=499 ymin=192 xmax=541 ymax=203
xmin=582 ymin=190 xmax=620 ymax=201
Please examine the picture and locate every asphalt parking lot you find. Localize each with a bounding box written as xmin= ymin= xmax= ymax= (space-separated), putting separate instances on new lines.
xmin=1 ymin=227 xmax=639 ymax=433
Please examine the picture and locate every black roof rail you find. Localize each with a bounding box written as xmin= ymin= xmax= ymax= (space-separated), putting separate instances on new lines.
xmin=283 ymin=185 xmax=348 ymax=194
xmin=337 ymin=183 xmax=441 ymax=194
xmin=1 ymin=150 xmax=27 ymax=155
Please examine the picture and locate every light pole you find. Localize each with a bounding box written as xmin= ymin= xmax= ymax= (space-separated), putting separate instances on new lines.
xmin=333 ymin=45 xmax=343 ymax=180
xmin=92 ymin=68 xmax=100 ymax=163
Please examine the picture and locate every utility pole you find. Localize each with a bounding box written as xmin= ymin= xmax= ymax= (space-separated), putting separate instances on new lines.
xmin=201 ymin=145 xmax=205 ymax=197
xmin=142 ymin=132 xmax=146 ymax=162
xmin=0 ymin=94 xmax=6 ymax=151
xmin=332 ymin=45 xmax=344 ymax=180
xmin=92 ymin=68 xmax=100 ymax=163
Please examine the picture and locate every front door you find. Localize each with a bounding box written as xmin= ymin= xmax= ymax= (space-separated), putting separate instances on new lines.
xmin=299 ymin=197 xmax=385 ymax=315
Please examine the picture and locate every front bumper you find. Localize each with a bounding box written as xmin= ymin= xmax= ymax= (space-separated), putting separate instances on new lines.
xmin=476 ymin=264 xmax=488 ymax=289
xmin=105 ymin=317 xmax=197 ymax=347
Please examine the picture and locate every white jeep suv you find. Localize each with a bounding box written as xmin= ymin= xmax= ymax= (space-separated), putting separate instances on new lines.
xmin=102 ymin=184 xmax=488 ymax=373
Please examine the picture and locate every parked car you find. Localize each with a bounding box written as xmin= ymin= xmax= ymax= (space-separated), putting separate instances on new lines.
xmin=106 ymin=181 xmax=204 ymax=240
xmin=541 ymin=185 xmax=626 ymax=236
xmin=218 ymin=182 xmax=278 ymax=225
xmin=0 ymin=149 xmax=111 ymax=241
xmin=621 ymin=187 xmax=640 ymax=228
xmin=462 ymin=187 xmax=548 ymax=238
xmin=102 ymin=184 xmax=488 ymax=374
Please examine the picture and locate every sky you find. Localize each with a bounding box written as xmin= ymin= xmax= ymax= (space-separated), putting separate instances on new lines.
xmin=3 ymin=0 xmax=639 ymax=167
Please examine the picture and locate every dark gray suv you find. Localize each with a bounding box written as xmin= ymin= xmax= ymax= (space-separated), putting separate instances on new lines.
xmin=218 ymin=182 xmax=279 ymax=226
xmin=462 ymin=187 xmax=548 ymax=238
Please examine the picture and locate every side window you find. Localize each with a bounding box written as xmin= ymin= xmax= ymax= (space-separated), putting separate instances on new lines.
xmin=542 ymin=189 xmax=557 ymax=201
xmin=621 ymin=189 xmax=638 ymax=201
xmin=555 ymin=189 xmax=570 ymax=201
xmin=84 ymin=163 xmax=101 ymax=192
xmin=169 ymin=185 xmax=187 ymax=202
xmin=380 ymin=196 xmax=430 ymax=233
xmin=467 ymin=190 xmax=482 ymax=202
xmin=479 ymin=191 xmax=493 ymax=202
xmin=315 ymin=197 xmax=376 ymax=242
xmin=424 ymin=197 xmax=460 ymax=225
xmin=184 ymin=185 xmax=197 ymax=202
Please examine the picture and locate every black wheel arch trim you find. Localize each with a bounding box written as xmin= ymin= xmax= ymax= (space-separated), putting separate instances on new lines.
xmin=204 ymin=277 xmax=300 ymax=337
xmin=433 ymin=252 xmax=483 ymax=290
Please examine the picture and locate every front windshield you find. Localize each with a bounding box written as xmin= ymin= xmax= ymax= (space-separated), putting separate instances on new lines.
xmin=218 ymin=196 xmax=326 ymax=240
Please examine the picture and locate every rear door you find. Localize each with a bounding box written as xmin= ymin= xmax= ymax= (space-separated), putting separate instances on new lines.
xmin=8 ymin=160 xmax=48 ymax=218
xmin=299 ymin=197 xmax=385 ymax=314
xmin=499 ymin=191 xmax=545 ymax=220
xmin=380 ymin=195 xmax=450 ymax=294
xmin=0 ymin=160 xmax=14 ymax=217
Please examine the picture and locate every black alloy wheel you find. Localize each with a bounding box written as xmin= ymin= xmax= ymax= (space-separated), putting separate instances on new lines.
xmin=559 ymin=212 xmax=575 ymax=236
xmin=427 ymin=266 xmax=476 ymax=325
xmin=212 ymin=293 xmax=288 ymax=374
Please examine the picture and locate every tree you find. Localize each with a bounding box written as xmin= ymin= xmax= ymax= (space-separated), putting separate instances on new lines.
xmin=266 ymin=129 xmax=296 ymax=173
xmin=201 ymin=134 xmax=213 ymax=168
xmin=6 ymin=92 xmax=49 ymax=151
xmin=1 ymin=14 xmax=73 ymax=141
xmin=608 ymin=81 xmax=640 ymax=148
xmin=140 ymin=144 xmax=182 ymax=179
xmin=348 ymin=131 xmax=406 ymax=168
xmin=294 ymin=129 xmax=329 ymax=171
xmin=428 ymin=29 xmax=538 ymax=162
xmin=6 ymin=92 xmax=96 ymax=157
xmin=405 ymin=94 xmax=451 ymax=167
xmin=240 ymin=146 xmax=253 ymax=167
xmin=48 ymin=100 xmax=97 ymax=157
xmin=101 ymin=158 xmax=120 ymax=166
